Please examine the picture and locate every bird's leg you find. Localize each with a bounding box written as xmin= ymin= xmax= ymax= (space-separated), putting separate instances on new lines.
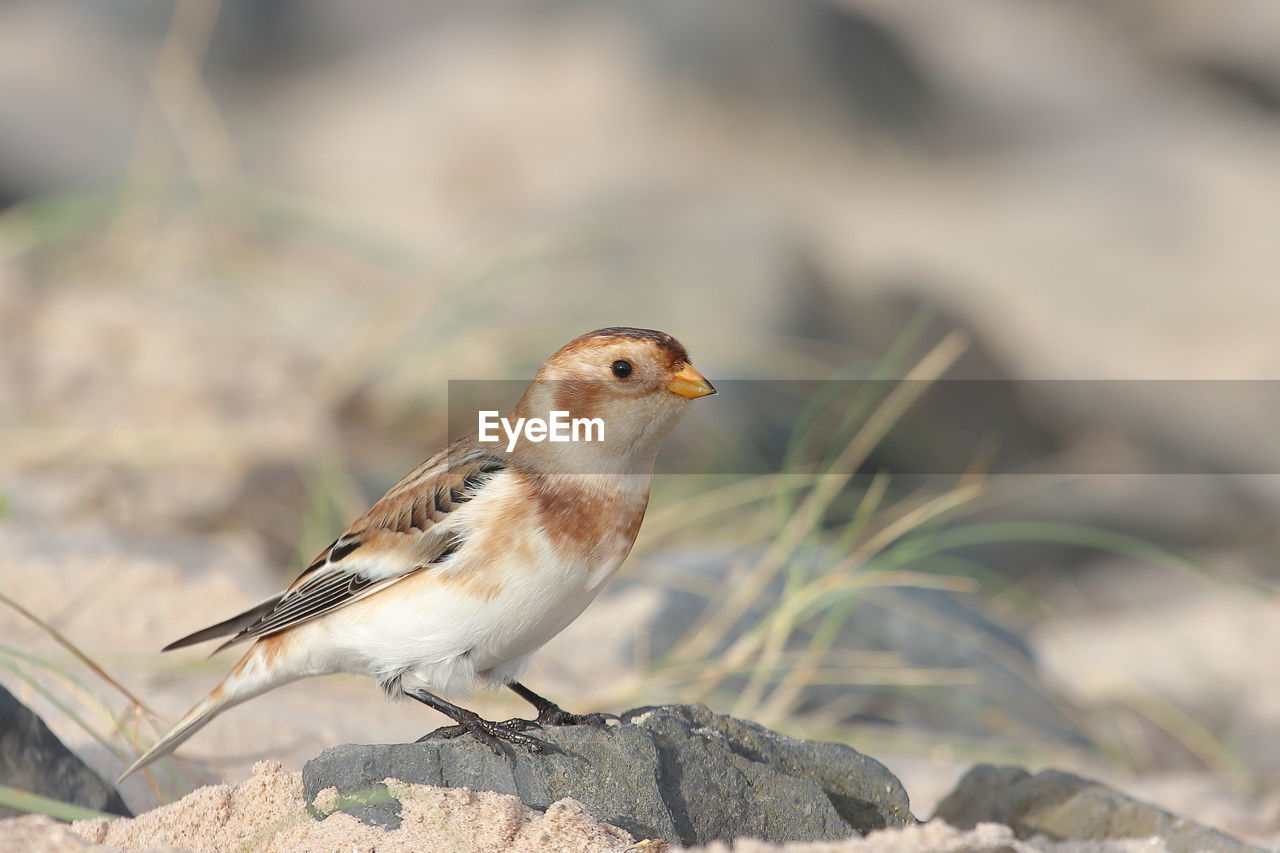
xmin=507 ymin=682 xmax=618 ymax=728
xmin=404 ymin=686 xmax=549 ymax=754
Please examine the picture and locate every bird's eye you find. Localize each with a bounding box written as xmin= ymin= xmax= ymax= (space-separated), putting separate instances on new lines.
xmin=611 ymin=360 xmax=633 ymax=379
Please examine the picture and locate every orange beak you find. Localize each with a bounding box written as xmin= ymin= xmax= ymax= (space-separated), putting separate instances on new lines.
xmin=668 ymin=363 xmax=716 ymax=399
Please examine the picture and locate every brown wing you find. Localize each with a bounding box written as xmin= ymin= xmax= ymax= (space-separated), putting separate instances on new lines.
xmin=161 ymin=444 xmax=508 ymax=653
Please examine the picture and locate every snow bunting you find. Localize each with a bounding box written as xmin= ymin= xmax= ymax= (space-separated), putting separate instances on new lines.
xmin=120 ymin=327 xmax=714 ymax=780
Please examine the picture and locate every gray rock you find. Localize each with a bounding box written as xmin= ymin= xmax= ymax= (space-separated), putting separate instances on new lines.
xmin=933 ymin=764 xmax=1265 ymax=853
xmin=302 ymin=703 xmax=913 ymax=846
xmin=0 ymin=685 xmax=131 ymax=819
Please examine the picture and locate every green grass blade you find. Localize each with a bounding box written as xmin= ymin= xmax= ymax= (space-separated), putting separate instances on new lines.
xmin=0 ymin=785 xmax=121 ymax=822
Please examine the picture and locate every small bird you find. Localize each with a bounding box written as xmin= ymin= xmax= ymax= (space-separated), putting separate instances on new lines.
xmin=119 ymin=327 xmax=715 ymax=781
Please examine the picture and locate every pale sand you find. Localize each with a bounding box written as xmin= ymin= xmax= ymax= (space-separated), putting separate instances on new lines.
xmin=686 ymin=823 xmax=1172 ymax=852
xmin=0 ymin=762 xmax=1175 ymax=853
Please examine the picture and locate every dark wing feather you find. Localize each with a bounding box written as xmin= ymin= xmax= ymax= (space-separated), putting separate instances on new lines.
xmin=162 ymin=444 xmax=507 ymax=654
xmin=160 ymin=596 xmax=282 ymax=651
xmin=208 ymin=564 xmax=402 ymax=654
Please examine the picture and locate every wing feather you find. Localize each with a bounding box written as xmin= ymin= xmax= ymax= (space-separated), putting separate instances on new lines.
xmin=163 ymin=443 xmax=507 ymax=654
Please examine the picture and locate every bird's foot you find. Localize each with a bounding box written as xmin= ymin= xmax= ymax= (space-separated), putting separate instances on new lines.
xmin=416 ymin=711 xmax=550 ymax=755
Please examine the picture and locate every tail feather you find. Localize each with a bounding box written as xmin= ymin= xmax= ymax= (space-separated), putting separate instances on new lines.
xmin=119 ymin=642 xmax=292 ymax=782
xmin=118 ymin=693 xmax=227 ymax=782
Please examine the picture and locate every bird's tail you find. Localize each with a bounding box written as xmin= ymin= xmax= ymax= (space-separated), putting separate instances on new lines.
xmin=118 ymin=641 xmax=292 ymax=782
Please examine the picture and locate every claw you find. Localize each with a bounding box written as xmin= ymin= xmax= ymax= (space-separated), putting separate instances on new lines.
xmin=416 ymin=711 xmax=551 ymax=754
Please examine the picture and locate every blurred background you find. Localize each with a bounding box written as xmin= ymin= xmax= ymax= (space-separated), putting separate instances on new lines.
xmin=2 ymin=0 xmax=1279 ymax=844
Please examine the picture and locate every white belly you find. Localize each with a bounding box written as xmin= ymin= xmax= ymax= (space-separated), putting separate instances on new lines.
xmin=295 ymin=544 xmax=623 ymax=697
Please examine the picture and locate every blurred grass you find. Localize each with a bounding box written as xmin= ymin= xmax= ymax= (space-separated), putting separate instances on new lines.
xmin=599 ymin=330 xmax=1260 ymax=787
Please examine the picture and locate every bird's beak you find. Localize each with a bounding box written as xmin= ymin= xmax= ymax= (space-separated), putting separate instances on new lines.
xmin=668 ymin=363 xmax=717 ymax=399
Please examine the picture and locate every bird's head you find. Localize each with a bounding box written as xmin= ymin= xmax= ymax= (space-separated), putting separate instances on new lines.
xmin=507 ymin=327 xmax=715 ymax=475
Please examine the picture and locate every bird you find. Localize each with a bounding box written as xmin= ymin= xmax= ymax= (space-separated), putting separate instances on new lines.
xmin=119 ymin=327 xmax=715 ymax=781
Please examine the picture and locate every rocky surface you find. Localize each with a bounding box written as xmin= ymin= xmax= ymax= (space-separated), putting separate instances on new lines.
xmin=934 ymin=765 xmax=1266 ymax=853
xmin=0 ymin=685 xmax=129 ymax=819
xmin=302 ymin=703 xmax=913 ymax=846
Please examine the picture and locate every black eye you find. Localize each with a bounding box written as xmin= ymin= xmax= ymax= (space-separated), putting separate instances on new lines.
xmin=611 ymin=360 xmax=633 ymax=379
